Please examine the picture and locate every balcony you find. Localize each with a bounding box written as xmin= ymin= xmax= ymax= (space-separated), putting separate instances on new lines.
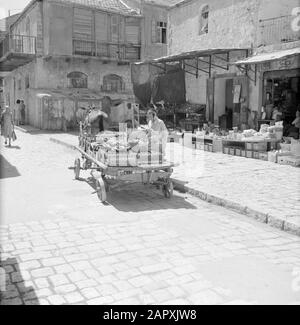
xmin=72 ymin=39 xmax=141 ymax=62
xmin=0 ymin=34 xmax=37 ymax=71
xmin=259 ymin=15 xmax=300 ymax=46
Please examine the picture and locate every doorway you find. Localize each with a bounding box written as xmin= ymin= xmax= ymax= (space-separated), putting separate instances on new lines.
xmin=213 ymin=77 xmax=234 ymax=128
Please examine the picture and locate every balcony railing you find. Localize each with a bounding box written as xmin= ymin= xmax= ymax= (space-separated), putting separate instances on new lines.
xmin=72 ymin=39 xmax=141 ymax=61
xmin=259 ymin=15 xmax=300 ymax=46
xmin=0 ymin=34 xmax=36 ymax=58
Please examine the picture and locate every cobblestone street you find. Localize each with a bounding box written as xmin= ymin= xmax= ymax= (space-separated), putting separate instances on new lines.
xmin=1 ymin=130 xmax=300 ymax=305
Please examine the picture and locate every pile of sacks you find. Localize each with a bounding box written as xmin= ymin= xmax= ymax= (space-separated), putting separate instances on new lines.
xmin=91 ymin=130 xmax=164 ymax=167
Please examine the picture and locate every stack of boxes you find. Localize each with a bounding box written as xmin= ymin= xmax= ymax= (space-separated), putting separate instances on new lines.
xmin=275 ymin=139 xmax=300 ymax=167
xmin=245 ymin=142 xmax=268 ymax=160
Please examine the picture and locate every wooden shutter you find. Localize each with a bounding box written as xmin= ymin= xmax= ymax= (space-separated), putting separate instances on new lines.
xmin=111 ymin=15 xmax=119 ymax=43
xmin=73 ymin=8 xmax=93 ymax=40
xmin=125 ymin=18 xmax=140 ymax=44
xmin=95 ymin=12 xmax=107 ymax=41
xmin=119 ymin=16 xmax=125 ymax=43
xmin=151 ymin=20 xmax=156 ymax=43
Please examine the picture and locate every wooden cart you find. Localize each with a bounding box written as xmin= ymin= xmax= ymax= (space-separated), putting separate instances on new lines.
xmin=73 ymin=133 xmax=175 ymax=202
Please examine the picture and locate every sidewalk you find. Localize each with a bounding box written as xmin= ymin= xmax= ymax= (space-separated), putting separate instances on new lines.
xmin=49 ymin=132 xmax=300 ymax=236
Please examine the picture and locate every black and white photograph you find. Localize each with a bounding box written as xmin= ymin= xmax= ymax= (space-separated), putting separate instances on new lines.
xmin=0 ymin=0 xmax=300 ymax=309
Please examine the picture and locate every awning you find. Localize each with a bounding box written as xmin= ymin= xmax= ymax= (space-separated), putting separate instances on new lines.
xmin=133 ymin=48 xmax=248 ymax=65
xmin=133 ymin=48 xmax=249 ymax=79
xmin=233 ymin=47 xmax=300 ymax=65
xmin=34 ymin=88 xmax=104 ymax=100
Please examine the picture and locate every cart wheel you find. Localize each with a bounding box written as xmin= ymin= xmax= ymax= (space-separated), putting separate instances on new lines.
xmin=96 ymin=177 xmax=107 ymax=202
xmin=82 ymin=159 xmax=91 ymax=170
xmin=74 ymin=158 xmax=81 ymax=179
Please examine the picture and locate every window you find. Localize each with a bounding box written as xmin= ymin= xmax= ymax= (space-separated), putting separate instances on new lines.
xmin=199 ymin=5 xmax=209 ymax=34
xmin=67 ymin=71 xmax=88 ymax=88
xmin=102 ymin=74 xmax=124 ymax=92
xmin=152 ymin=21 xmax=167 ymax=44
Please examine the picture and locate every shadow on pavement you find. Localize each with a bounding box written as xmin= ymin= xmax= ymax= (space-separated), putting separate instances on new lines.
xmin=0 ymin=257 xmax=39 ymax=305
xmin=76 ymin=176 xmax=197 ymax=212
xmin=0 ymin=155 xmax=21 ymax=179
xmin=3 ymin=145 xmax=21 ymax=149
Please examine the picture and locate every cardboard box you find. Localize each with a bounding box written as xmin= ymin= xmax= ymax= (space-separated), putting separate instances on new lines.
xmin=277 ymin=155 xmax=300 ymax=167
xmin=183 ymin=133 xmax=194 ymax=148
xmin=268 ymin=151 xmax=278 ymax=163
xmin=291 ymin=139 xmax=300 ymax=156
xmin=212 ymin=139 xmax=223 ymax=153
xmin=246 ymin=150 xmax=253 ymax=158
xmin=253 ymin=142 xmax=268 ymax=152
xmin=279 ymin=143 xmax=291 ymax=152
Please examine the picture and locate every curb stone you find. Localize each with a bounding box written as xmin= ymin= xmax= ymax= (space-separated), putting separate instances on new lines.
xmin=171 ymin=178 xmax=300 ymax=238
xmin=49 ymin=136 xmax=300 ymax=238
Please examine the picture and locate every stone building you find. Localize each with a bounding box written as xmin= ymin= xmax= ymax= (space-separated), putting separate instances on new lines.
xmin=133 ymin=0 xmax=300 ymax=131
xmin=0 ymin=0 xmax=171 ymax=130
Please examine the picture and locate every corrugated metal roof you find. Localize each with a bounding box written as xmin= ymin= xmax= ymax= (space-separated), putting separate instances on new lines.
xmin=233 ymin=47 xmax=300 ymax=65
xmin=34 ymin=88 xmax=104 ymax=100
xmin=55 ymin=0 xmax=140 ymax=15
xmin=134 ymin=48 xmax=248 ymax=65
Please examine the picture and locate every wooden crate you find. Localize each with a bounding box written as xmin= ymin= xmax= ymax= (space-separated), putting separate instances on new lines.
xmin=245 ymin=143 xmax=253 ymax=150
xmin=223 ymin=146 xmax=230 ymax=155
xmin=229 ymin=147 xmax=235 ymax=155
xmin=253 ymin=151 xmax=260 ymax=159
xmin=235 ymin=148 xmax=241 ymax=156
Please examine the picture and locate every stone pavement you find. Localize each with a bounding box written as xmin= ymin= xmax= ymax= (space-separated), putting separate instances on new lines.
xmin=49 ymin=132 xmax=300 ymax=236
xmin=0 ymin=130 xmax=300 ymax=305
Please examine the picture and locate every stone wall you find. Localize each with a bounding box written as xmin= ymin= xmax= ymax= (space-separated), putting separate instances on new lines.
xmin=141 ymin=3 xmax=168 ymax=60
xmin=34 ymin=57 xmax=133 ymax=94
xmin=168 ymin=0 xmax=259 ymax=55
xmin=4 ymin=56 xmax=135 ymax=128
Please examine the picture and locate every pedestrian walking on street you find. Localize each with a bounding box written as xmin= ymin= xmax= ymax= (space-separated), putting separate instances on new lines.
xmin=1 ymin=105 xmax=15 ymax=147
xmin=14 ymin=99 xmax=21 ymax=126
xmin=20 ymin=100 xmax=26 ymax=125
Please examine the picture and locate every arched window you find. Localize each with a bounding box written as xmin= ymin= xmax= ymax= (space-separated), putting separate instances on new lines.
xmin=102 ymin=74 xmax=124 ymax=92
xmin=67 ymin=71 xmax=88 ymax=88
xmin=199 ymin=4 xmax=209 ymax=35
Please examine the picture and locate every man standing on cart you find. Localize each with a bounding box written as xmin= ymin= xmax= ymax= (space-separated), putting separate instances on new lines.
xmin=146 ymin=108 xmax=168 ymax=157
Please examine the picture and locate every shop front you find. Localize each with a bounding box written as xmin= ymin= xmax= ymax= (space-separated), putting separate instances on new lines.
xmin=234 ymin=47 xmax=300 ymax=139
xmin=262 ymin=68 xmax=300 ymax=138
